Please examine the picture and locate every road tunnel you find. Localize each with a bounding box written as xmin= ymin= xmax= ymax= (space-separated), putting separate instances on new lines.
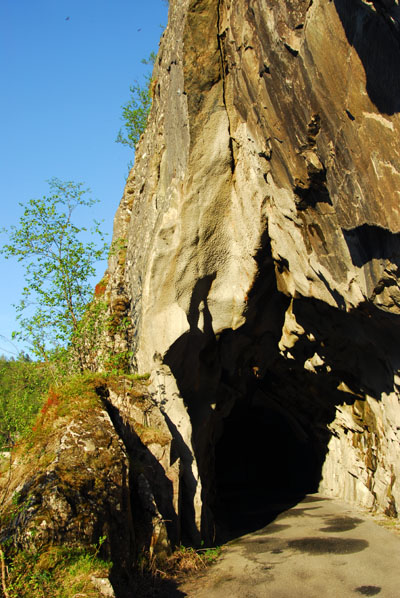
xmin=213 ymin=391 xmax=320 ymax=539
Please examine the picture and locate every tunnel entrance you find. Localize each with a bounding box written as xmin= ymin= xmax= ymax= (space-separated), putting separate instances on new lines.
xmin=213 ymin=392 xmax=320 ymax=540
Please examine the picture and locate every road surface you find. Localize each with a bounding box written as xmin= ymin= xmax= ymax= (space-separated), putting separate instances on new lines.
xmin=178 ymin=494 xmax=400 ymax=598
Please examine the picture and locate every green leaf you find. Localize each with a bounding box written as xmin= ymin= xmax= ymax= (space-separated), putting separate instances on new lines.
xmin=116 ymin=52 xmax=155 ymax=151
xmin=0 ymin=179 xmax=108 ymax=367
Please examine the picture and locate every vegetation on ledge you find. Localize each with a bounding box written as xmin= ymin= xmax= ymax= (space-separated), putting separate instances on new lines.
xmin=2 ymin=542 xmax=110 ymax=598
xmin=0 ymin=372 xmax=152 ymax=598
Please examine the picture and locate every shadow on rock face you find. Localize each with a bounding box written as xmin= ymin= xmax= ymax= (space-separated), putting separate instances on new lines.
xmin=342 ymin=224 xmax=400 ymax=268
xmin=333 ymin=0 xmax=400 ymax=114
xmin=164 ymin=223 xmax=400 ymax=545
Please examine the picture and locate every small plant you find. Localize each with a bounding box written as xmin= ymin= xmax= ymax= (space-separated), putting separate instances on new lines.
xmin=94 ymin=277 xmax=108 ymax=298
xmin=134 ymin=422 xmax=170 ymax=447
xmin=130 ymin=373 xmax=151 ymax=381
xmin=156 ymin=544 xmax=222 ymax=579
xmin=10 ymin=492 xmax=20 ymax=507
xmin=116 ymin=52 xmax=156 ymax=151
xmin=198 ymin=545 xmax=222 ymax=564
xmin=2 ymin=542 xmax=111 ymax=598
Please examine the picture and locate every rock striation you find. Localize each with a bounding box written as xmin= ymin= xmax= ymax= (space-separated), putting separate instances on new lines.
xmin=107 ymin=0 xmax=400 ymax=543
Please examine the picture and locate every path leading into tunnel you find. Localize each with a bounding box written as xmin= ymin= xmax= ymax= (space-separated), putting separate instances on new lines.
xmin=178 ymin=494 xmax=400 ymax=598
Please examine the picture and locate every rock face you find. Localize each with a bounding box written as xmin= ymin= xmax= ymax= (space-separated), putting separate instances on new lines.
xmin=107 ymin=0 xmax=400 ymax=542
xmin=0 ymin=376 xmax=181 ymax=593
xmin=0 ymin=378 xmax=132 ymax=596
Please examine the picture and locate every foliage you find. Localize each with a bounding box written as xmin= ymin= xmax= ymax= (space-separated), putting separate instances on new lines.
xmin=0 ymin=300 xmax=138 ymax=453
xmin=2 ymin=541 xmax=110 ymax=598
xmin=0 ymin=355 xmax=51 ymax=449
xmin=29 ymin=372 xmax=107 ymax=444
xmin=199 ymin=545 xmax=222 ymax=564
xmin=131 ymin=543 xmax=221 ymax=597
xmin=68 ymin=294 xmax=134 ymax=375
xmin=65 ymin=297 xmax=109 ymax=374
xmin=150 ymin=544 xmax=222 ymax=579
xmin=1 ymin=178 xmax=108 ymax=368
xmin=23 ymin=372 xmax=147 ymax=452
xmin=116 ymin=52 xmax=156 ymax=150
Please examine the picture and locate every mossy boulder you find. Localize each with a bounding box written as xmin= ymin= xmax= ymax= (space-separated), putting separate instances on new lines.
xmin=0 ymin=374 xmax=134 ymax=596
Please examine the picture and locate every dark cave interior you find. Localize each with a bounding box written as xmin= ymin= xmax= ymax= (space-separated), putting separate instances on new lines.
xmin=213 ymin=392 xmax=321 ymax=541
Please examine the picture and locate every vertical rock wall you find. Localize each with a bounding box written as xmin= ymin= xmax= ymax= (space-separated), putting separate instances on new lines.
xmin=107 ymin=0 xmax=400 ymax=542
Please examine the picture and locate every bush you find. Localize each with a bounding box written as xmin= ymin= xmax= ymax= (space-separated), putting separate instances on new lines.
xmin=116 ymin=52 xmax=156 ymax=151
xmin=0 ymin=355 xmax=51 ymax=449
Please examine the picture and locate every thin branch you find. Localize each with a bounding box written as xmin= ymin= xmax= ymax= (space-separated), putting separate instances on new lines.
xmin=0 ymin=546 xmax=10 ymax=598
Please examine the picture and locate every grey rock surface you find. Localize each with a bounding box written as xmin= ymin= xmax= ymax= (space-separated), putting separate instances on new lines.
xmin=105 ymin=0 xmax=400 ymax=543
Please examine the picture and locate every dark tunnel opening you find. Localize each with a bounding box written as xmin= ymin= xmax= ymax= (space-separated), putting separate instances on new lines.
xmin=164 ymin=221 xmax=400 ymax=546
xmin=213 ymin=393 xmax=320 ymax=541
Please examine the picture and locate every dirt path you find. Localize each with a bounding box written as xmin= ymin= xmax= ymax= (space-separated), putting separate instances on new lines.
xmin=178 ymin=494 xmax=400 ymax=598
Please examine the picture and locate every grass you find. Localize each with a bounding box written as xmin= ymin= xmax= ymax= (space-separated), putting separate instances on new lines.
xmin=153 ymin=544 xmax=222 ymax=579
xmin=19 ymin=371 xmax=149 ymax=452
xmin=17 ymin=372 xmax=108 ymax=458
xmin=129 ymin=544 xmax=222 ymax=597
xmin=2 ymin=543 xmax=111 ymax=598
xmin=134 ymin=422 xmax=171 ymax=447
xmin=0 ymin=371 xmax=151 ymax=510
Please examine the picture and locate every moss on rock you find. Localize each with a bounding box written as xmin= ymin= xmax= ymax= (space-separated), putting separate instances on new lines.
xmin=0 ymin=373 xmax=145 ymax=597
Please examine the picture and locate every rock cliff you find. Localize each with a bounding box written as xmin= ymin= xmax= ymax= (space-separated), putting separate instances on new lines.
xmin=107 ymin=0 xmax=400 ymax=544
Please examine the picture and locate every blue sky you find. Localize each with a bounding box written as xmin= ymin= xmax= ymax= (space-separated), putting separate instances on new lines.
xmin=0 ymin=0 xmax=168 ymax=356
